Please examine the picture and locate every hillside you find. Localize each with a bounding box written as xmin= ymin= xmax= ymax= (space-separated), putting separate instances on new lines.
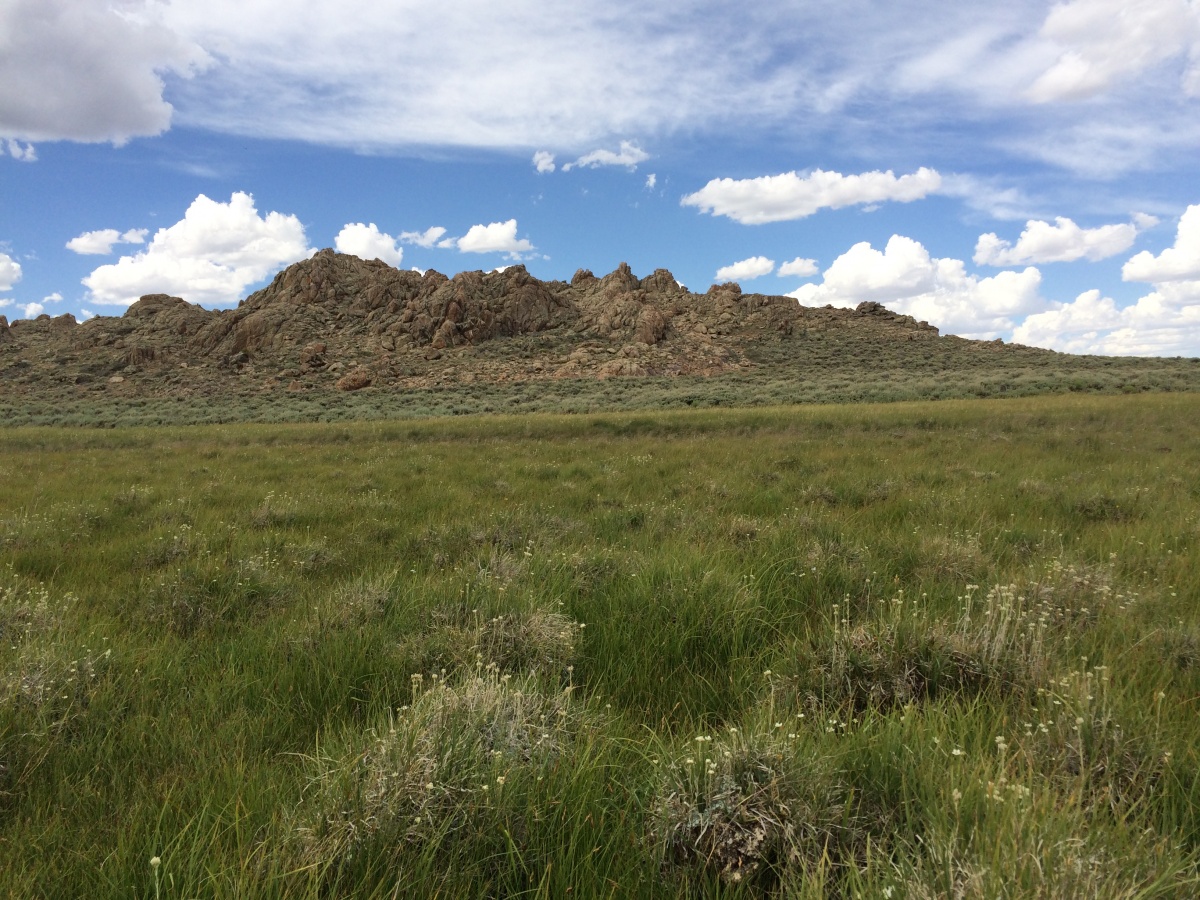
xmin=3 ymin=250 xmax=1199 ymax=424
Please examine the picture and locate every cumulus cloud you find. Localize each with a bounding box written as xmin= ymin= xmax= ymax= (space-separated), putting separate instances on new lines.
xmin=681 ymin=168 xmax=942 ymax=225
xmin=974 ymin=216 xmax=1139 ymax=266
xmin=43 ymin=292 xmax=63 ymax=303
xmin=455 ymin=219 xmax=534 ymax=256
xmin=1122 ymin=204 xmax=1200 ymax=282
xmin=778 ymin=257 xmax=818 ymax=278
xmin=20 ymin=302 xmax=45 ymax=319
xmin=399 ymin=226 xmax=448 ymax=248
xmin=715 ymin=256 xmax=775 ymax=281
xmin=82 ymin=191 xmax=312 ymax=306
xmin=645 ymin=173 xmax=657 ymax=190
xmin=1013 ymin=282 xmax=1200 ymax=356
xmin=334 ymin=222 xmax=403 ymax=266
xmin=66 ymin=228 xmax=149 ymax=255
xmin=562 ymin=141 xmax=649 ymax=171
xmin=0 ymin=0 xmax=209 ymax=144
xmin=1011 ymin=203 xmax=1200 ymax=355
xmin=790 ymin=235 xmax=1044 ymax=338
xmin=6 ymin=139 xmax=36 ymax=161
xmin=0 ymin=252 xmax=21 ymax=291
xmin=1027 ymin=0 xmax=1200 ymax=103
xmin=532 ymin=151 xmax=556 ymax=173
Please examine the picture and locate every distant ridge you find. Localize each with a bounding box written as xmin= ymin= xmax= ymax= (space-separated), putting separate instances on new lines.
xmin=0 ymin=249 xmax=971 ymax=397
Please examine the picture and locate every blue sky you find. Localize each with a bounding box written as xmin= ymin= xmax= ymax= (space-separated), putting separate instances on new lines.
xmin=2 ymin=0 xmax=1200 ymax=355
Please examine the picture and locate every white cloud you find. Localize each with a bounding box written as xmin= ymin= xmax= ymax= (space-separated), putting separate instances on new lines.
xmin=562 ymin=140 xmax=649 ymax=171
xmin=4 ymin=0 xmax=1192 ymax=186
xmin=20 ymin=302 xmax=44 ymax=318
xmin=0 ymin=0 xmax=209 ymax=144
xmin=80 ymin=308 xmax=95 ymax=320
xmin=1123 ymin=204 xmax=1200 ymax=282
xmin=1027 ymin=0 xmax=1200 ymax=103
xmin=6 ymin=139 xmax=36 ymax=161
xmin=0 ymin=252 xmax=21 ymax=291
xmin=1 ymin=0 xmax=1193 ymax=190
xmin=974 ymin=216 xmax=1139 ymax=266
xmin=1013 ymin=203 xmax=1200 ymax=355
xmin=67 ymin=229 xmax=121 ymax=255
xmin=532 ymin=150 xmax=556 ymax=173
xmin=334 ymin=222 xmax=403 ymax=266
xmin=681 ymin=168 xmax=942 ymax=225
xmin=645 ymin=173 xmax=657 ymax=190
xmin=1132 ymin=212 xmax=1161 ymax=231
xmin=399 ymin=226 xmax=448 ymax=248
xmin=82 ymin=191 xmax=312 ymax=306
xmin=790 ymin=235 xmax=1044 ymax=338
xmin=1013 ymin=283 xmax=1200 ymax=356
xmin=778 ymin=257 xmax=818 ymax=278
xmin=159 ymin=2 xmax=832 ymax=152
xmin=455 ymin=219 xmax=534 ymax=256
xmin=43 ymin=292 xmax=63 ymax=303
xmin=66 ymin=228 xmax=150 ymax=255
xmin=715 ymin=256 xmax=775 ymax=282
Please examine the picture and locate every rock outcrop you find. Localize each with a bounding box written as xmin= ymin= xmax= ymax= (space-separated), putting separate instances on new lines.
xmin=0 ymin=249 xmax=956 ymax=400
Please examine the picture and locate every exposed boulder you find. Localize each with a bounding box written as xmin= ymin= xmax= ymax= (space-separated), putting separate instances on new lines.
xmin=336 ymin=367 xmax=372 ymax=391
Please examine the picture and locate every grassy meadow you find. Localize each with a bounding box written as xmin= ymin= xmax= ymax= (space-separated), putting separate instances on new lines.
xmin=2 ymin=393 xmax=1199 ymax=897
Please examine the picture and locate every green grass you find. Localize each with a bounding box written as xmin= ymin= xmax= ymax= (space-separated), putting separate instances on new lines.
xmin=1 ymin=393 xmax=1199 ymax=896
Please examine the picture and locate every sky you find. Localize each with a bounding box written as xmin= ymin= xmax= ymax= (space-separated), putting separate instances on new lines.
xmin=2 ymin=0 xmax=1200 ymax=356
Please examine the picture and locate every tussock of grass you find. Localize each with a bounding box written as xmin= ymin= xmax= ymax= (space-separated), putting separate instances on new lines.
xmin=650 ymin=719 xmax=868 ymax=889
xmin=1022 ymin=665 xmax=1169 ymax=815
xmin=899 ymin=828 xmax=1194 ymax=899
xmin=293 ymin=668 xmax=593 ymax=882
xmin=142 ymin=551 xmax=284 ymax=636
xmin=399 ymin=604 xmax=583 ymax=682
xmin=785 ymin=585 xmax=1051 ymax=713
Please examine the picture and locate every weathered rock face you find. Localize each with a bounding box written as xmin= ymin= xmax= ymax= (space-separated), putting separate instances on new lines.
xmin=0 ymin=249 xmax=951 ymax=398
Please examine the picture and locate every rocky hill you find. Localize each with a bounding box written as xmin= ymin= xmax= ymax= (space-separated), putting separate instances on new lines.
xmin=0 ymin=249 xmax=970 ymax=401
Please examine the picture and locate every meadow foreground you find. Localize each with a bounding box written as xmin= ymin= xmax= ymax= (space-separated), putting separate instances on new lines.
xmin=1 ymin=394 xmax=1198 ymax=897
